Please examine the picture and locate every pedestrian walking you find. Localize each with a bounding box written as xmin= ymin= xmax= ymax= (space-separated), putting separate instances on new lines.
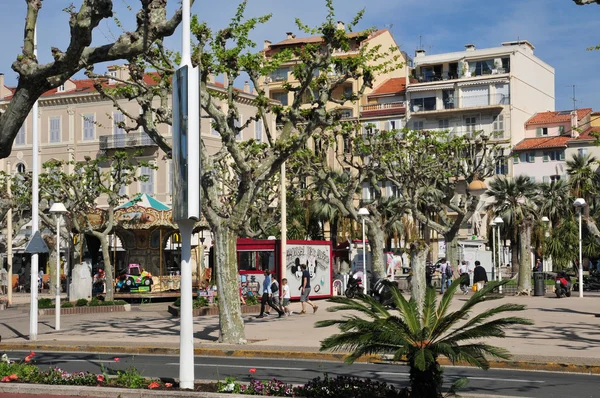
xmin=280 ymin=278 xmax=291 ymax=316
xmin=256 ymin=270 xmax=284 ymax=318
xmin=458 ymin=260 xmax=471 ymax=295
xmin=299 ymin=264 xmax=318 ymax=314
xmin=439 ymin=258 xmax=453 ymax=294
xmin=270 ymin=275 xmax=283 ymax=314
xmin=0 ymin=265 xmax=8 ymax=295
xmin=473 ymin=261 xmax=487 ymax=291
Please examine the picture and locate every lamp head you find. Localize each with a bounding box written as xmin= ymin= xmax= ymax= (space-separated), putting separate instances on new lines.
xmin=493 ymin=216 xmax=504 ymax=224
xmin=357 ymin=207 xmax=370 ymax=217
xmin=573 ymin=198 xmax=586 ymax=208
xmin=490 ymin=221 xmax=496 ymax=227
xmin=49 ymin=202 xmax=68 ymax=215
xmin=541 ymin=216 xmax=550 ymax=223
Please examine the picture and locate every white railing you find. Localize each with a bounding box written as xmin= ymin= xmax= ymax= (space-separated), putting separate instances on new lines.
xmin=361 ymin=101 xmax=406 ymax=112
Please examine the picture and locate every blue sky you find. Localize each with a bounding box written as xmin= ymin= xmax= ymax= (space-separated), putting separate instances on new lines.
xmin=0 ymin=0 xmax=598 ymax=111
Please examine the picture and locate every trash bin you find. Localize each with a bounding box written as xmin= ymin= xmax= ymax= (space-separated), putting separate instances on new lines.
xmin=534 ymin=272 xmax=545 ymax=296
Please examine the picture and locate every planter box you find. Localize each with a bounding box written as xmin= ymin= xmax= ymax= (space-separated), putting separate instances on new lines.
xmin=39 ymin=304 xmax=131 ymax=316
xmin=168 ymin=304 xmax=261 ymax=317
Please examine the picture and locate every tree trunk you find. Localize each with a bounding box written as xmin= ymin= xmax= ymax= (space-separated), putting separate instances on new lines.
xmin=409 ymin=355 xmax=443 ymax=398
xmin=410 ymin=242 xmax=430 ymax=317
xmin=48 ymin=251 xmax=57 ymax=295
xmin=511 ymin=240 xmax=519 ymax=278
xmin=444 ymin=233 xmax=459 ymax=269
xmin=367 ymin=223 xmax=386 ymax=278
xmin=518 ymin=222 xmax=532 ymax=293
xmin=94 ymin=232 xmax=113 ymax=301
xmin=213 ymin=224 xmax=246 ymax=344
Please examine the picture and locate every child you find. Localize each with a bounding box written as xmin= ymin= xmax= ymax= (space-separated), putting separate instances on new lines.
xmin=280 ymin=278 xmax=291 ymax=316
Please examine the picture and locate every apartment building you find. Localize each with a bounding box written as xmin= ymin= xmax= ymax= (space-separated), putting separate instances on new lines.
xmin=406 ymin=40 xmax=555 ymax=176
xmin=260 ymin=26 xmax=409 ymax=120
xmin=512 ymin=108 xmax=592 ymax=182
xmin=0 ymin=67 xmax=272 ymax=207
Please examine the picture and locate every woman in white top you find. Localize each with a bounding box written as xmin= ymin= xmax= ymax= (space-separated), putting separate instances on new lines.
xmin=280 ymin=278 xmax=291 ymax=316
xmin=458 ymin=260 xmax=471 ymax=295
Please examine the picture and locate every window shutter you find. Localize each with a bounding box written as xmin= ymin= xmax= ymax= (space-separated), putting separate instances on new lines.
xmin=558 ymin=126 xmax=565 ymax=135
xmin=559 ymin=151 xmax=565 ymax=161
xmin=536 ymin=128 xmax=542 ymax=137
xmin=513 ymin=154 xmax=520 ymax=164
xmin=543 ymin=152 xmax=549 ymax=162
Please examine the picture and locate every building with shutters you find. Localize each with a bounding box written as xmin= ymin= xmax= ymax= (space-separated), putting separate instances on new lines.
xmin=405 ymin=40 xmax=555 ymax=177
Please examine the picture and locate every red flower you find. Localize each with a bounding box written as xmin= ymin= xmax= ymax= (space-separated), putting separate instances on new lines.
xmin=113 ymin=357 xmax=120 ymax=362
xmin=148 ymin=381 xmax=160 ymax=389
xmin=1 ymin=376 xmax=10 ymax=383
xmin=97 ymin=375 xmax=105 ymax=382
xmin=24 ymin=356 xmax=31 ymax=363
xmin=29 ymin=352 xmax=35 ymax=357
xmin=8 ymin=374 xmax=18 ymax=381
xmin=165 ymin=382 xmax=173 ymax=388
xmin=249 ymin=368 xmax=257 ymax=374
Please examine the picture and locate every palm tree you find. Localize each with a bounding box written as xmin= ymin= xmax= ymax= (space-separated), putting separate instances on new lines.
xmin=317 ymin=280 xmax=532 ymax=398
xmin=538 ymin=179 xmax=572 ymax=226
xmin=485 ymin=176 xmax=538 ymax=291
xmin=566 ymin=153 xmax=599 ymax=203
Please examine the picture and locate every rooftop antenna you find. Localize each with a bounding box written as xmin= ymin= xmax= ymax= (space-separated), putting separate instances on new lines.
xmin=384 ymin=23 xmax=394 ymax=35
xmin=571 ymin=85 xmax=578 ymax=110
xmin=419 ymin=35 xmax=423 ymax=50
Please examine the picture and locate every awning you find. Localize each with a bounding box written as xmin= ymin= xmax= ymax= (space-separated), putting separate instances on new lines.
xmin=458 ymin=78 xmax=509 ymax=87
xmin=407 ymin=83 xmax=455 ymax=92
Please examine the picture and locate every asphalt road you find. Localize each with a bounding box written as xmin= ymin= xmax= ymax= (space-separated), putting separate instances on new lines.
xmin=4 ymin=350 xmax=600 ymax=398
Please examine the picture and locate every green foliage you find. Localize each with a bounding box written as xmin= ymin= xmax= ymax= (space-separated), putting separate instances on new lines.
xmin=61 ymin=302 xmax=74 ymax=308
xmin=114 ymin=366 xmax=147 ymax=389
xmin=75 ymin=299 xmax=88 ymax=307
xmin=217 ymin=376 xmax=243 ymax=394
xmin=38 ymin=298 xmax=53 ymax=309
xmin=317 ymin=280 xmax=532 ymax=397
xmin=89 ymin=297 xmax=102 ymax=307
xmin=193 ymin=297 xmax=210 ymax=308
xmin=244 ymin=294 xmax=259 ymax=306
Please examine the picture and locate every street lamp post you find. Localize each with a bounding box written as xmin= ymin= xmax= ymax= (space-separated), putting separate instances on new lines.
xmin=574 ymin=198 xmax=586 ymax=298
xmin=49 ymin=202 xmax=67 ymax=331
xmin=493 ymin=217 xmax=504 ymax=293
xmin=541 ymin=216 xmax=550 ymax=272
xmin=490 ymin=221 xmax=496 ymax=281
xmin=358 ymin=208 xmax=370 ymax=294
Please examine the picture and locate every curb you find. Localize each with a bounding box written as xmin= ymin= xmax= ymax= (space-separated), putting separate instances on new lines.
xmin=2 ymin=342 xmax=600 ymax=374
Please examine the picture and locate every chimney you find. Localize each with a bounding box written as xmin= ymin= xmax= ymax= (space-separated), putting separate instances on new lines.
xmin=336 ymin=21 xmax=345 ymax=31
xmin=263 ymin=40 xmax=271 ymax=51
xmin=0 ymin=73 xmax=5 ymax=99
xmin=465 ymin=44 xmax=476 ymax=52
xmin=243 ymin=81 xmax=250 ymax=93
xmin=415 ymin=49 xmax=426 ymax=58
xmin=286 ymin=32 xmax=295 ymax=40
xmin=571 ymin=110 xmax=579 ymax=138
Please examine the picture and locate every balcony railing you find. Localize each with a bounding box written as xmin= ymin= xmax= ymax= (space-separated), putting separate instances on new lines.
xmin=360 ymin=101 xmax=407 ymax=117
xmin=414 ymin=67 xmax=510 ymax=83
xmin=100 ymin=132 xmax=157 ymax=150
xmin=411 ymin=94 xmax=509 ymax=113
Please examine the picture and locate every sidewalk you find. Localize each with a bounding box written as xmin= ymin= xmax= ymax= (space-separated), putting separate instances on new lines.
xmin=1 ymin=291 xmax=600 ymax=371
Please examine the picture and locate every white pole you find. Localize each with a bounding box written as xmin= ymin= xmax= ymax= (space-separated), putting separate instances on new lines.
xmin=30 ymin=25 xmax=40 ymax=341
xmin=491 ymin=226 xmax=496 ymax=280
xmin=55 ymin=215 xmax=61 ymax=330
xmin=579 ymin=210 xmax=583 ymax=298
xmin=362 ymin=218 xmax=367 ymax=294
xmin=7 ymin=162 xmax=13 ymax=305
xmin=497 ymin=225 xmax=502 ymax=293
xmin=280 ymin=162 xmax=286 ymax=279
xmin=180 ymin=0 xmax=191 ymax=68
xmin=178 ymin=219 xmax=195 ymax=389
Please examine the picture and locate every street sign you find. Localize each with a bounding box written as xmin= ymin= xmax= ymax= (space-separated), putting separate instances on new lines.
xmin=25 ymin=231 xmax=49 ymax=254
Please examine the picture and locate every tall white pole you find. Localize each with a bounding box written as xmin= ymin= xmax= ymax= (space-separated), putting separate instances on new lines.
xmin=491 ymin=226 xmax=496 ymax=280
xmin=362 ymin=218 xmax=367 ymax=294
xmin=181 ymin=0 xmax=191 ymax=67
xmin=280 ymin=162 xmax=287 ymax=279
xmin=178 ymin=219 xmax=195 ymax=389
xmin=55 ymin=215 xmax=61 ymax=330
xmin=497 ymin=225 xmax=502 ymax=293
xmin=30 ymin=25 xmax=40 ymax=341
xmin=7 ymin=162 xmax=13 ymax=305
xmin=579 ymin=210 xmax=583 ymax=298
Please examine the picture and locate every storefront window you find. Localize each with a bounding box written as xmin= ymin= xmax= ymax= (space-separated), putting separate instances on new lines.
xmin=238 ymin=250 xmax=275 ymax=271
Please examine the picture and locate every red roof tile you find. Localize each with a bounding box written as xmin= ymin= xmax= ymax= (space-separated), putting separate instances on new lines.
xmin=525 ymin=108 xmax=592 ymax=126
xmin=513 ymin=135 xmax=571 ymax=151
xmin=267 ymin=29 xmax=387 ymax=49
xmin=368 ymin=77 xmax=417 ymax=97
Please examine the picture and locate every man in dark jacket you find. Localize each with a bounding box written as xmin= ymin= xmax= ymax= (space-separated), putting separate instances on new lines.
xmin=473 ymin=261 xmax=488 ymax=291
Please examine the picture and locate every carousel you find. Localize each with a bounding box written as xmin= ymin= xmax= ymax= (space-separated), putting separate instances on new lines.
xmin=112 ymin=194 xmax=207 ymax=292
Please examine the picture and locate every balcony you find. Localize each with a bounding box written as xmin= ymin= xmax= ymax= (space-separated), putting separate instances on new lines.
xmin=100 ymin=133 xmax=157 ymax=150
xmin=360 ymin=101 xmax=407 ymax=117
xmin=411 ymin=94 xmax=509 ymax=114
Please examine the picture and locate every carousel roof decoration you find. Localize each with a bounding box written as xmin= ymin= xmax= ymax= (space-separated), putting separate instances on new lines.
xmin=116 ymin=193 xmax=171 ymax=211
xmin=115 ymin=194 xmax=175 ymax=230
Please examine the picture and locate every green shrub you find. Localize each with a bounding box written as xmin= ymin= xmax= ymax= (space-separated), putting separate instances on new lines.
xmin=173 ymin=298 xmax=181 ymax=307
xmin=89 ymin=297 xmax=102 ymax=307
xmin=113 ymin=300 xmax=127 ymax=306
xmin=245 ymin=295 xmax=259 ymax=306
xmin=75 ymin=299 xmax=88 ymax=307
xmin=38 ymin=298 xmax=53 ymax=309
xmin=193 ymin=297 xmax=209 ymax=308
xmin=61 ymin=302 xmax=74 ymax=308
xmin=113 ymin=366 xmax=147 ymax=389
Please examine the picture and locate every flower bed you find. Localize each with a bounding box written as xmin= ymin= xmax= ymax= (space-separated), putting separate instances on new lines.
xmin=38 ymin=298 xmax=131 ymax=316
xmin=167 ymin=304 xmax=261 ymax=317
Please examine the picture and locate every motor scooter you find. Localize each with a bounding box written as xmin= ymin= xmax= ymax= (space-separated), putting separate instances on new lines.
xmin=370 ymin=278 xmax=396 ymax=307
xmin=344 ymin=274 xmax=363 ymax=298
xmin=555 ymin=272 xmax=572 ymax=298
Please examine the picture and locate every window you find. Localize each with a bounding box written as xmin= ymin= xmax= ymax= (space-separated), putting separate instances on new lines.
xmin=140 ymin=165 xmax=154 ymax=194
xmin=495 ymin=158 xmax=508 ymax=175
xmin=492 ymin=114 xmax=504 ymax=138
xmin=211 ymin=122 xmax=219 ymax=136
xmin=386 ymin=181 xmax=400 ymax=198
xmin=513 ymin=153 xmax=521 ymax=164
xmin=362 ymin=183 xmax=375 ymax=201
xmin=238 ymin=250 xmax=275 ymax=271
xmin=465 ymin=116 xmax=477 ymax=132
xmin=57 ymin=84 xmax=65 ymax=93
xmin=119 ymin=183 xmax=127 ymax=197
xmin=542 ymin=176 xmax=550 ymax=184
xmin=536 ymin=127 xmax=548 ymax=137
xmin=49 ymin=117 xmax=61 ymax=143
xmin=411 ymin=97 xmax=436 ymax=112
xmin=15 ymin=125 xmax=25 ymax=145
xmin=16 ymin=163 xmax=26 ymax=173
xmin=255 ymin=119 xmax=263 ymax=142
xmin=559 ymin=126 xmax=565 ymax=135
xmin=558 ymin=150 xmax=565 ymax=160
xmin=234 ymin=116 xmax=242 ymax=140
xmin=412 ymin=121 xmax=423 ymax=131
xmin=363 ymin=122 xmax=378 ymax=136
xmin=462 ymin=86 xmax=489 ymax=107
xmin=529 ymin=176 xmax=536 ymax=183
xmin=270 ymin=91 xmax=288 ymax=106
xmin=385 ymin=120 xmax=401 ymax=131
xmin=438 ymin=119 xmax=450 ymax=129
xmin=343 ymin=85 xmax=353 ymax=99
xmin=83 ymin=114 xmax=95 ymax=141
xmin=443 ymin=90 xmax=455 ymax=109
xmin=471 ymin=59 xmax=494 ymax=76
xmin=578 ymin=148 xmax=588 ymax=157
xmin=113 ymin=112 xmax=125 ymax=136
xmin=270 ymin=67 xmax=289 ymax=82
xmin=343 ymin=135 xmax=352 ymax=154
xmin=526 ymin=152 xmax=536 ymax=163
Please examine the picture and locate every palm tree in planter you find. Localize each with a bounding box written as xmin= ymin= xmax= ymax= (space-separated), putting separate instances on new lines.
xmin=317 ymin=280 xmax=532 ymax=398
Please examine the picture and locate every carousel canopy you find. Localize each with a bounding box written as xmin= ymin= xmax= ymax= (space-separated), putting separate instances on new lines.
xmin=116 ymin=193 xmax=171 ymax=211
